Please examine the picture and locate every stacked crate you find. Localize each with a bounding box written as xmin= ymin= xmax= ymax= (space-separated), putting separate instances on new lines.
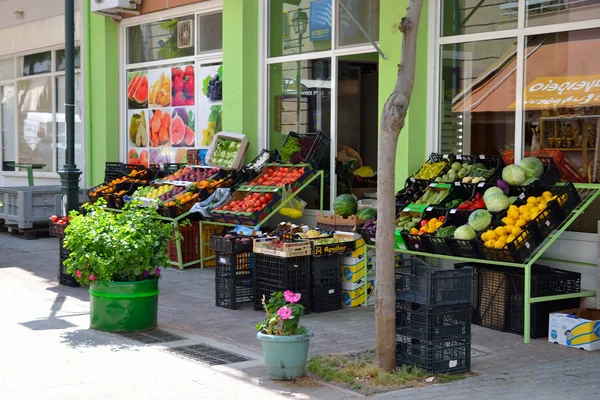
xmin=253 ymin=238 xmax=312 ymax=312
xmin=311 ymin=255 xmax=342 ymax=313
xmin=395 ymin=258 xmax=472 ymax=374
xmin=211 ymin=234 xmax=254 ymax=310
xmin=58 ymin=238 xmax=79 ymax=287
xmin=341 ymin=237 xmax=375 ymax=307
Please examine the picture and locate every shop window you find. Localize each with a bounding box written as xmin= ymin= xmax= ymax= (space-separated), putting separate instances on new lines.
xmin=269 ymin=59 xmax=332 ymax=208
xmin=197 ymin=12 xmax=223 ymax=54
xmin=526 ymin=1 xmax=600 ymax=27
xmin=0 ymin=59 xmax=14 ymax=81
xmin=439 ymin=38 xmax=517 ymax=156
xmin=56 ymin=74 xmax=85 ymax=172
xmin=441 ymin=0 xmax=517 ymax=37
xmin=56 ymin=47 xmax=82 ymax=71
xmin=16 ymin=77 xmax=53 ymax=172
xmin=338 ymin=0 xmax=380 ymax=47
xmin=269 ymin=0 xmax=332 ymax=58
xmin=522 ymin=28 xmax=600 ymax=184
xmin=18 ymin=52 xmax=52 ymax=77
xmin=127 ymin=15 xmax=195 ymax=64
xmin=1 ymin=85 xmax=15 ymax=171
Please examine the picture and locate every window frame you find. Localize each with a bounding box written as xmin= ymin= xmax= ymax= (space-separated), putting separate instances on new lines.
xmin=0 ymin=46 xmax=83 ymax=179
xmin=260 ymin=0 xmax=381 ymax=213
xmin=428 ymin=3 xmax=600 ymax=163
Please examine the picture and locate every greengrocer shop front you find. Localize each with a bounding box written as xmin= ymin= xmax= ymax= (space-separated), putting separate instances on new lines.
xmin=86 ymin=1 xmax=600 ymax=314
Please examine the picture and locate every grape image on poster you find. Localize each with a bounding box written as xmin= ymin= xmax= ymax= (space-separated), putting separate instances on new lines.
xmin=127 ymin=110 xmax=149 ymax=148
xmin=127 ymin=71 xmax=148 ymax=109
xmin=171 ymin=65 xmax=195 ymax=107
xmin=171 ymin=107 xmax=195 ymax=147
xmin=198 ymin=64 xmax=223 ymax=148
xmin=128 ymin=149 xmax=149 ymax=167
xmin=150 ymin=149 xmax=171 ymax=165
xmin=148 ymin=68 xmax=172 ymax=108
xmin=148 ymin=109 xmax=172 ymax=147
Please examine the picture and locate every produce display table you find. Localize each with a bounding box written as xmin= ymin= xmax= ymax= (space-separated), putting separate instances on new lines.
xmin=367 ymin=183 xmax=600 ymax=343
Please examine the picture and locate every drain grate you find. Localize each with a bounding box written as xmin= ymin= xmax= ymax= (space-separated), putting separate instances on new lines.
xmin=117 ymin=329 xmax=185 ymax=344
xmin=166 ymin=343 xmax=250 ymax=366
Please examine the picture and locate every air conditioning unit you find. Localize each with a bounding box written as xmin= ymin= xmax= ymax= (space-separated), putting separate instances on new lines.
xmin=91 ymin=0 xmax=138 ymax=15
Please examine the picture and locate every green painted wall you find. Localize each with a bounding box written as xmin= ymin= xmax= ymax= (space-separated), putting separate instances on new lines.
xmin=222 ymin=0 xmax=260 ymax=162
xmin=378 ymin=0 xmax=429 ymax=190
xmin=84 ymin=2 xmax=120 ymax=186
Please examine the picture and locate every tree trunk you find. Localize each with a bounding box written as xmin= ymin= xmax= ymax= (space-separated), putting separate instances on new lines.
xmin=375 ymin=0 xmax=424 ymax=371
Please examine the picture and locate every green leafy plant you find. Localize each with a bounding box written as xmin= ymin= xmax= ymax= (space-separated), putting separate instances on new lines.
xmin=63 ymin=199 xmax=177 ymax=286
xmin=256 ymin=291 xmax=306 ymax=336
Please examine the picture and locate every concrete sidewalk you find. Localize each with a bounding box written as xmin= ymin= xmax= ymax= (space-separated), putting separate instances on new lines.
xmin=1 ymin=235 xmax=600 ymax=399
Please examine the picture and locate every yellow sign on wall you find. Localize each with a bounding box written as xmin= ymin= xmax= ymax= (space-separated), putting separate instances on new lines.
xmin=509 ymin=75 xmax=600 ymax=109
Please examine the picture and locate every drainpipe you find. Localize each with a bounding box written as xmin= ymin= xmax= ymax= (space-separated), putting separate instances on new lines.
xmin=84 ymin=0 xmax=92 ymax=187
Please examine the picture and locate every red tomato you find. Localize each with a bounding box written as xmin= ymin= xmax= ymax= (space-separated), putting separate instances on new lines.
xmin=258 ymin=178 xmax=265 ymax=185
xmin=268 ymin=168 xmax=275 ymax=174
xmin=247 ymin=208 xmax=255 ymax=213
xmin=222 ymin=206 xmax=229 ymax=211
xmin=61 ymin=216 xmax=69 ymax=223
xmin=50 ymin=215 xmax=58 ymax=223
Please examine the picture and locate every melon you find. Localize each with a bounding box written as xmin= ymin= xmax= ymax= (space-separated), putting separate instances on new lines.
xmin=333 ymin=194 xmax=358 ymax=217
xmin=132 ymin=75 xmax=148 ymax=106
xmin=171 ymin=116 xmax=186 ymax=146
xmin=184 ymin=126 xmax=195 ymax=147
xmin=356 ymin=207 xmax=376 ymax=220
xmin=127 ymin=74 xmax=141 ymax=100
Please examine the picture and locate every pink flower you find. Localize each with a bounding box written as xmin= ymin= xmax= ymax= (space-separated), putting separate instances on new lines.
xmin=75 ymin=270 xmax=82 ymax=278
xmin=89 ymin=274 xmax=96 ymax=281
xmin=284 ymin=291 xmax=301 ymax=304
xmin=277 ymin=306 xmax=292 ymax=320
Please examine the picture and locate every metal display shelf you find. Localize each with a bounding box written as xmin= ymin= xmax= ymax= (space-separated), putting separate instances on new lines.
xmin=364 ymin=183 xmax=600 ymax=343
xmin=198 ymin=170 xmax=325 ymax=268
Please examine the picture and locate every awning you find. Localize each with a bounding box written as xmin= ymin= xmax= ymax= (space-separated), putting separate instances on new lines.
xmin=452 ymin=29 xmax=600 ymax=112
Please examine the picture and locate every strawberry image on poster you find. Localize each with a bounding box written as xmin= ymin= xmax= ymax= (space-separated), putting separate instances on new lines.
xmin=171 ymin=65 xmax=195 ymax=107
xmin=127 ymin=71 xmax=148 ymax=109
xmin=171 ymin=107 xmax=195 ymax=147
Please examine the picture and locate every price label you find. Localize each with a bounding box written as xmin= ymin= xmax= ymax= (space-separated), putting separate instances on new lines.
xmin=478 ymin=183 xmax=485 ymax=187
xmin=480 ymin=155 xmax=486 ymax=159
xmin=328 ymin=289 xmax=335 ymax=294
xmin=403 ymin=207 xmax=410 ymax=212
xmin=219 ymin=257 xmax=226 ymax=264
xmin=450 ymin=209 xmax=457 ymax=214
xmin=426 ymin=207 xmax=433 ymax=212
xmin=455 ymin=182 xmax=461 ymax=186
xmin=519 ymin=193 xmax=525 ymax=199
xmin=525 ymin=242 xmax=531 ymax=249
xmin=456 ymin=155 xmax=462 ymax=160
xmin=546 ymin=220 xmax=551 ymax=226
xmin=415 ymin=244 xmax=420 ymax=249
xmin=429 ymin=183 xmax=436 ymax=187
xmin=410 ymin=177 xmax=416 ymax=182
xmin=442 ymin=154 xmax=449 ymax=159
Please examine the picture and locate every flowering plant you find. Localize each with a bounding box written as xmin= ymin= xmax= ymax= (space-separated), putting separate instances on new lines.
xmin=256 ymin=291 xmax=306 ymax=336
xmin=63 ymin=199 xmax=176 ymax=286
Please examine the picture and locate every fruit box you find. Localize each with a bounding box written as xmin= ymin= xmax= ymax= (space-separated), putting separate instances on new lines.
xmin=238 ymin=163 xmax=314 ymax=192
xmin=341 ymin=275 xmax=375 ymax=307
xmin=205 ymin=132 xmax=249 ymax=171
xmin=212 ymin=191 xmax=281 ymax=226
xmin=253 ymin=237 xmax=312 ymax=258
xmin=341 ymin=250 xmax=375 ymax=283
xmin=336 ymin=215 xmax=366 ymax=232
xmin=548 ymin=308 xmax=600 ymax=351
xmin=316 ymin=213 xmax=337 ymax=232
xmin=312 ymin=233 xmax=357 ymax=257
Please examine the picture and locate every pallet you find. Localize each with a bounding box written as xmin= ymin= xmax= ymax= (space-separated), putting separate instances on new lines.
xmin=0 ymin=223 xmax=50 ymax=240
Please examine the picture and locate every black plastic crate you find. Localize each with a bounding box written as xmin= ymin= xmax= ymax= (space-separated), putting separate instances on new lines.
xmin=470 ymin=264 xmax=511 ymax=331
xmin=254 ymin=254 xmax=311 ymax=291
xmin=478 ymin=220 xmax=541 ymax=264
xmin=554 ymin=181 xmax=581 ymax=220
xmin=508 ymin=295 xmax=580 ymax=338
xmin=253 ymin=280 xmax=310 ymax=313
xmin=455 ymin=154 xmax=505 ymax=186
xmin=59 ymin=238 xmax=69 ymax=260
xmin=215 ymin=251 xmax=254 ymax=280
xmin=276 ymin=131 xmax=331 ymax=168
xmin=311 ymin=282 xmax=342 ymax=313
xmin=215 ymin=277 xmax=253 ymax=310
xmin=395 ymin=335 xmax=471 ymax=374
xmin=509 ymin=268 xmax=581 ymax=298
xmin=426 ymin=235 xmax=453 ymax=256
xmin=396 ymin=301 xmax=471 ymax=342
xmin=410 ymin=153 xmax=451 ymax=183
xmin=210 ymin=233 xmax=254 ymax=254
xmin=59 ymin=261 xmax=80 ymax=287
xmin=395 ymin=258 xmax=472 ymax=306
xmin=312 ymin=255 xmax=341 ymax=285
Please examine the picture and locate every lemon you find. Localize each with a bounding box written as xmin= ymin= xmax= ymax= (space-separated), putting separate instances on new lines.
xmin=511 ymin=226 xmax=522 ymax=236
xmin=538 ymin=201 xmax=547 ymax=211
xmin=505 ymin=225 xmax=514 ymax=235
xmin=508 ymin=209 xmax=520 ymax=220
xmin=527 ymin=196 xmax=539 ymax=205
xmin=495 ymin=226 xmax=508 ymax=237
xmin=481 ymin=232 xmax=489 ymax=241
xmin=519 ymin=205 xmax=530 ymax=214
xmin=498 ymin=235 xmax=508 ymax=243
xmin=529 ymin=207 xmax=540 ymax=219
xmin=507 ymin=234 xmax=516 ymax=243
xmin=522 ymin=211 xmax=532 ymax=222
xmin=542 ymin=191 xmax=553 ymax=199
xmin=509 ymin=204 xmax=519 ymax=213
xmin=485 ymin=240 xmax=495 ymax=249
xmin=487 ymin=230 xmax=498 ymax=241
xmin=502 ymin=217 xmax=516 ymax=226
xmin=515 ymin=218 xmax=527 ymax=227
xmin=494 ymin=240 xmax=506 ymax=249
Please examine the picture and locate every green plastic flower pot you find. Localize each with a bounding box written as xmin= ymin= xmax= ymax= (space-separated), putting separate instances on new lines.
xmin=89 ymin=279 xmax=159 ymax=332
xmin=256 ymin=329 xmax=314 ymax=380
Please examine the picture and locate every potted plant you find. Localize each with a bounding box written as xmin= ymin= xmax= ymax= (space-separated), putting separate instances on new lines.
xmin=256 ymin=291 xmax=314 ymax=380
xmin=63 ymin=199 xmax=174 ymax=332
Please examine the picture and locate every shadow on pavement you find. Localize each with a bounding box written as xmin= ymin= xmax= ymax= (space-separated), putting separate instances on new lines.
xmin=60 ymin=329 xmax=137 ymax=352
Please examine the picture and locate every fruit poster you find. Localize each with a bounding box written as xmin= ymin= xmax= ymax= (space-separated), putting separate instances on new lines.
xmin=126 ymin=64 xmax=197 ymax=165
xmin=198 ymin=65 xmax=223 ymax=148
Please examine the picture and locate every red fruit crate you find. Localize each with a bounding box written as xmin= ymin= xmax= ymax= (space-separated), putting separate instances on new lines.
xmin=167 ymin=222 xmax=224 ymax=268
xmin=49 ymin=220 xmax=68 ymax=238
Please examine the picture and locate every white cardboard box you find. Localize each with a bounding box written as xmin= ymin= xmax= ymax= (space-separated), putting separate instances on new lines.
xmin=548 ymin=308 xmax=600 ymax=351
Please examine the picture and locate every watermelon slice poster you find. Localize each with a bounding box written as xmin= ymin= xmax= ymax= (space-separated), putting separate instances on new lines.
xmin=198 ymin=65 xmax=223 ymax=148
xmin=127 ymin=71 xmax=148 ymax=109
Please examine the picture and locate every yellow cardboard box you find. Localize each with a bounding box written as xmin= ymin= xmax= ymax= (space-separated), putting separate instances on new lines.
xmin=549 ymin=308 xmax=600 ymax=351
xmin=341 ymin=275 xmax=375 ymax=307
xmin=341 ymin=250 xmax=375 ymax=282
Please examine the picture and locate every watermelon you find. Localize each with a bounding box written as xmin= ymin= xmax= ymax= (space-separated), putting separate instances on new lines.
xmin=333 ymin=194 xmax=358 ymax=217
xmin=356 ymin=207 xmax=376 ymax=220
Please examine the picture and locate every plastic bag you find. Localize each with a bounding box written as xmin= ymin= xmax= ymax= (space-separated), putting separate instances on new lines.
xmin=357 ymin=199 xmax=377 ymax=210
xmin=278 ymin=185 xmax=307 ymax=219
xmin=191 ymin=188 xmax=232 ymax=218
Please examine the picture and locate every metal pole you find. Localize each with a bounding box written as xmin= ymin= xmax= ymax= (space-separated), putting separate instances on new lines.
xmin=59 ymin=0 xmax=82 ymax=214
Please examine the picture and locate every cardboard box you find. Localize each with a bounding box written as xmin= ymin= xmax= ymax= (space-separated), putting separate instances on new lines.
xmin=253 ymin=238 xmax=311 ymax=258
xmin=548 ymin=308 xmax=600 ymax=351
xmin=312 ymin=233 xmax=357 ymax=256
xmin=341 ymin=250 xmax=375 ymax=282
xmin=341 ymin=275 xmax=375 ymax=307
xmin=316 ymin=212 xmax=336 ymax=232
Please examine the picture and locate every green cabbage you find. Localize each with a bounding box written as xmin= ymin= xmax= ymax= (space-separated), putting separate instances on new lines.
xmin=502 ymin=164 xmax=526 ymax=186
xmin=468 ymin=209 xmax=492 ymax=231
xmin=520 ymin=157 xmax=544 ymax=179
xmin=521 ymin=177 xmax=539 ymax=186
xmin=454 ymin=225 xmax=476 ymax=240
xmin=483 ymin=187 xmax=504 ymax=203
xmin=485 ymin=192 xmax=510 ymax=212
